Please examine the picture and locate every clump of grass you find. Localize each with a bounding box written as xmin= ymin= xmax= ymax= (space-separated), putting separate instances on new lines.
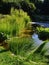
xmin=7 ymin=37 xmax=34 ymax=56
xmin=0 ymin=9 xmax=31 ymax=37
xmin=6 ymin=37 xmax=48 ymax=65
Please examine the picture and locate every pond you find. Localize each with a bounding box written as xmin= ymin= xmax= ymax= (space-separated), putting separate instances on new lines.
xmin=32 ymin=33 xmax=43 ymax=43
xmin=32 ymin=33 xmax=43 ymax=48
xmin=32 ymin=33 xmax=49 ymax=56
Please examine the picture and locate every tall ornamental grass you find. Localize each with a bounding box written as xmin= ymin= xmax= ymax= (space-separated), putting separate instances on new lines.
xmin=8 ymin=37 xmax=34 ymax=56
xmin=0 ymin=8 xmax=31 ymax=36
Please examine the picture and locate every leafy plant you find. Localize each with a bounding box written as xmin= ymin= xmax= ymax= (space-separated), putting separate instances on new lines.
xmin=6 ymin=37 xmax=48 ymax=65
xmin=8 ymin=37 xmax=34 ymax=56
xmin=37 ymin=27 xmax=49 ymax=40
xmin=0 ymin=9 xmax=31 ymax=36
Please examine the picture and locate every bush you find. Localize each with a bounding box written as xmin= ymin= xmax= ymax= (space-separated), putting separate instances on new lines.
xmin=0 ymin=9 xmax=31 ymax=36
xmin=38 ymin=31 xmax=49 ymax=40
xmin=37 ymin=27 xmax=49 ymax=40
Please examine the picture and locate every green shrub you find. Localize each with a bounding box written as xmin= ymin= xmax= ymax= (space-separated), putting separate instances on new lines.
xmin=0 ymin=9 xmax=31 ymax=36
xmin=38 ymin=31 xmax=49 ymax=40
xmin=37 ymin=27 xmax=49 ymax=32
xmin=29 ymin=3 xmax=36 ymax=10
xmin=37 ymin=27 xmax=49 ymax=40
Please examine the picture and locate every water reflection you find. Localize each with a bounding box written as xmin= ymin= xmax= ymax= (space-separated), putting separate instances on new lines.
xmin=32 ymin=33 xmax=49 ymax=56
xmin=32 ymin=33 xmax=43 ymax=47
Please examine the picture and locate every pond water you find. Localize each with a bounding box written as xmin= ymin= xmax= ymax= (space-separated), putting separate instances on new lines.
xmin=32 ymin=33 xmax=43 ymax=44
xmin=32 ymin=33 xmax=49 ymax=56
xmin=32 ymin=33 xmax=43 ymax=48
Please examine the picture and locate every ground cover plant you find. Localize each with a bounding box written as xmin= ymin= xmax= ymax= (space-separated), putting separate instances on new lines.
xmin=37 ymin=27 xmax=49 ymax=40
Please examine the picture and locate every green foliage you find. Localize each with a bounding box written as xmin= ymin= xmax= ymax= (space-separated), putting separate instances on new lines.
xmin=8 ymin=37 xmax=34 ymax=56
xmin=0 ymin=0 xmax=49 ymax=65
xmin=0 ymin=9 xmax=31 ymax=36
xmin=6 ymin=37 xmax=48 ymax=65
xmin=3 ymin=0 xmax=30 ymax=3
xmin=3 ymin=0 xmax=21 ymax=3
xmin=0 ymin=32 xmax=7 ymax=42
xmin=40 ymin=41 xmax=49 ymax=56
xmin=20 ymin=1 xmax=36 ymax=11
xmin=0 ymin=49 xmax=47 ymax=65
xmin=0 ymin=37 xmax=48 ymax=65
xmin=29 ymin=2 xmax=36 ymax=10
xmin=37 ymin=27 xmax=49 ymax=33
xmin=37 ymin=27 xmax=49 ymax=40
xmin=0 ymin=49 xmax=17 ymax=65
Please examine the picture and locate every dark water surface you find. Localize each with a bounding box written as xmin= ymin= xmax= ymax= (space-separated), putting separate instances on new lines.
xmin=32 ymin=33 xmax=49 ymax=56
